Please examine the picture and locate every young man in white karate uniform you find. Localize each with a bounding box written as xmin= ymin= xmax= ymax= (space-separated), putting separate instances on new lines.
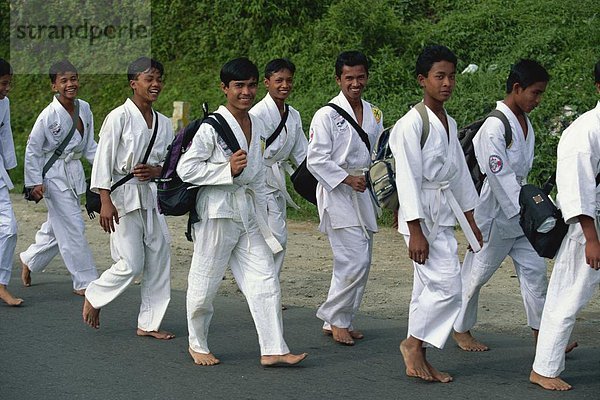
xmin=0 ymin=59 xmax=22 ymax=306
xmin=83 ymin=57 xmax=174 ymax=340
xmin=307 ymin=51 xmax=383 ymax=346
xmin=390 ymin=45 xmax=482 ymax=383
xmin=20 ymin=60 xmax=98 ymax=296
xmin=178 ymin=57 xmax=307 ymax=367
xmin=453 ymin=60 xmax=554 ymax=352
xmin=249 ymin=58 xmax=307 ymax=280
xmin=530 ymin=61 xmax=600 ymax=391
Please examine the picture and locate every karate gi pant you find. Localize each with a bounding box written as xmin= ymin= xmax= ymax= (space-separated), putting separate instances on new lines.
xmin=404 ymin=226 xmax=462 ymax=349
xmin=532 ymin=236 xmax=600 ymax=377
xmin=85 ymin=208 xmax=171 ymax=332
xmin=266 ymin=191 xmax=288 ymax=277
xmin=187 ymin=217 xmax=289 ymax=356
xmin=0 ymin=186 xmax=17 ymax=286
xmin=316 ymin=221 xmax=373 ymax=330
xmin=454 ymin=222 xmax=547 ymax=333
xmin=19 ymin=181 xmax=97 ymax=291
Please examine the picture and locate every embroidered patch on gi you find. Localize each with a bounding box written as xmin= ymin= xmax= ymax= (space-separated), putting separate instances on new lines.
xmin=49 ymin=121 xmax=61 ymax=137
xmin=309 ymin=128 xmax=314 ymax=142
xmin=489 ymin=155 xmax=503 ymax=174
xmin=334 ymin=114 xmax=348 ymax=131
xmin=372 ymin=106 xmax=382 ymax=124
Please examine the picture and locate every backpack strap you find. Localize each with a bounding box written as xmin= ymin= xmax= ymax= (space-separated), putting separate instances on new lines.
xmin=326 ymin=103 xmax=370 ymax=151
xmin=204 ymin=113 xmax=242 ymax=154
xmin=265 ymin=104 xmax=289 ymax=149
xmin=413 ymin=102 xmax=430 ymax=149
xmin=42 ymin=99 xmax=80 ymax=178
xmin=111 ymin=110 xmax=159 ymax=191
xmin=487 ymin=109 xmax=512 ymax=148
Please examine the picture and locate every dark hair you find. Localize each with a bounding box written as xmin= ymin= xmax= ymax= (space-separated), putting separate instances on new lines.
xmin=264 ymin=58 xmax=296 ymax=78
xmin=505 ymin=59 xmax=550 ymax=93
xmin=335 ymin=51 xmax=369 ymax=78
xmin=0 ymin=59 xmax=12 ymax=77
xmin=415 ymin=45 xmax=457 ymax=77
xmin=127 ymin=57 xmax=164 ymax=82
xmin=220 ymin=57 xmax=259 ymax=87
xmin=595 ymin=60 xmax=600 ymax=84
xmin=49 ymin=59 xmax=78 ymax=83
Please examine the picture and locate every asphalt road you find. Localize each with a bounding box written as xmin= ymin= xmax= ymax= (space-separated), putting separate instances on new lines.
xmin=1 ymin=273 xmax=598 ymax=400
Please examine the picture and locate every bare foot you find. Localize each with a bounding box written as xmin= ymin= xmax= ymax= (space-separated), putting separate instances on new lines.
xmin=330 ymin=326 xmax=354 ymax=345
xmin=260 ymin=352 xmax=308 ymax=367
xmin=0 ymin=285 xmax=24 ymax=306
xmin=322 ymin=329 xmax=364 ymax=340
xmin=530 ymin=370 xmax=572 ymax=391
xmin=73 ymin=289 xmax=86 ymax=296
xmin=136 ymin=328 xmax=175 ymax=340
xmin=453 ymin=330 xmax=489 ymax=351
xmin=425 ymin=359 xmax=453 ymax=383
xmin=189 ymin=347 xmax=220 ymax=366
xmin=565 ymin=341 xmax=578 ymax=354
xmin=399 ymin=339 xmax=434 ymax=381
xmin=82 ymin=297 xmax=100 ymax=329
xmin=21 ymin=263 xmax=31 ymax=287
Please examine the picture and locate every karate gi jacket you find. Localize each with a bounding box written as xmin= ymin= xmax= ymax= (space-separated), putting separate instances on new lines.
xmin=90 ymin=98 xmax=172 ymax=216
xmin=177 ymin=105 xmax=281 ymax=253
xmin=473 ymin=101 xmax=535 ymax=240
xmin=0 ymin=97 xmax=16 ymax=190
xmin=24 ymin=96 xmax=96 ymax=195
xmin=389 ymin=104 xmax=478 ymax=237
xmin=556 ymin=101 xmax=600 ymax=243
xmin=249 ymin=93 xmax=307 ymax=206
xmin=307 ymin=92 xmax=383 ymax=233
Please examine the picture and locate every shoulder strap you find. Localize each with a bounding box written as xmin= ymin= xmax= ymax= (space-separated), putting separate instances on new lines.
xmin=42 ymin=99 xmax=80 ymax=178
xmin=111 ymin=110 xmax=159 ymax=191
xmin=487 ymin=109 xmax=512 ymax=148
xmin=205 ymin=113 xmax=241 ymax=154
xmin=413 ymin=102 xmax=430 ymax=149
xmin=265 ymin=104 xmax=289 ymax=149
xmin=326 ymin=103 xmax=370 ymax=150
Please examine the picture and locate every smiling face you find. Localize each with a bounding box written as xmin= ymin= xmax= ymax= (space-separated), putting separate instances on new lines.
xmin=336 ymin=64 xmax=368 ymax=104
xmin=0 ymin=74 xmax=12 ymax=100
xmin=418 ymin=60 xmax=456 ymax=106
xmin=130 ymin=67 xmax=163 ymax=104
xmin=52 ymin=71 xmax=79 ymax=101
xmin=221 ymin=77 xmax=258 ymax=113
xmin=265 ymin=68 xmax=293 ymax=104
xmin=512 ymin=81 xmax=547 ymax=113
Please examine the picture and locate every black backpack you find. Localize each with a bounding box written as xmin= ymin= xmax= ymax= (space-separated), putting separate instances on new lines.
xmin=458 ymin=109 xmax=512 ymax=193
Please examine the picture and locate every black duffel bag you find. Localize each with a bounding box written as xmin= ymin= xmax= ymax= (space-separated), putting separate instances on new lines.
xmin=290 ymin=158 xmax=318 ymax=205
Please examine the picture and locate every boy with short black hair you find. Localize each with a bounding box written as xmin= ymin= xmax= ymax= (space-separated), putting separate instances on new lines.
xmin=389 ymin=45 xmax=482 ymax=382
xmin=453 ymin=59 xmax=556 ymax=352
xmin=249 ymin=58 xmax=307 ymax=279
xmin=530 ymin=60 xmax=600 ymax=391
xmin=83 ymin=57 xmax=174 ymax=340
xmin=20 ymin=59 xmax=98 ymax=296
xmin=307 ymin=50 xmax=383 ymax=346
xmin=0 ymin=58 xmax=21 ymax=306
xmin=178 ymin=57 xmax=307 ymax=366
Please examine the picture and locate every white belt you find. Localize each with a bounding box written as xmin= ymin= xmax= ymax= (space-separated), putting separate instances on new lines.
xmin=59 ymin=151 xmax=82 ymax=163
xmin=124 ymin=178 xmax=171 ymax=244
xmin=345 ymin=168 xmax=370 ymax=239
xmin=267 ymin=160 xmax=299 ymax=209
xmin=225 ymin=184 xmax=283 ymax=254
xmin=421 ymin=180 xmax=481 ymax=252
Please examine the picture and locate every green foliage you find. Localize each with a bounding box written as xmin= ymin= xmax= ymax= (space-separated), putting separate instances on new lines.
xmin=1 ymin=0 xmax=599 ymax=225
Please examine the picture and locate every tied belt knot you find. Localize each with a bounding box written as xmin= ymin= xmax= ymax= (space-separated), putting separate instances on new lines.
xmin=264 ymin=158 xmax=299 ymax=209
xmin=421 ymin=180 xmax=481 ymax=253
xmin=345 ymin=167 xmax=370 ymax=239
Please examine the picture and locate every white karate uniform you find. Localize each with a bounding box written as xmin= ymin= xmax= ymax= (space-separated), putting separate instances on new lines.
xmin=307 ymin=92 xmax=382 ymax=329
xmin=389 ymin=103 xmax=479 ymax=349
xmin=178 ymin=106 xmax=289 ymax=356
xmin=85 ymin=98 xmax=173 ymax=332
xmin=20 ymin=96 xmax=98 ymax=291
xmin=454 ymin=101 xmax=547 ymax=334
xmin=249 ymin=93 xmax=307 ymax=276
xmin=532 ymin=101 xmax=600 ymax=378
xmin=0 ymin=97 xmax=18 ymax=286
